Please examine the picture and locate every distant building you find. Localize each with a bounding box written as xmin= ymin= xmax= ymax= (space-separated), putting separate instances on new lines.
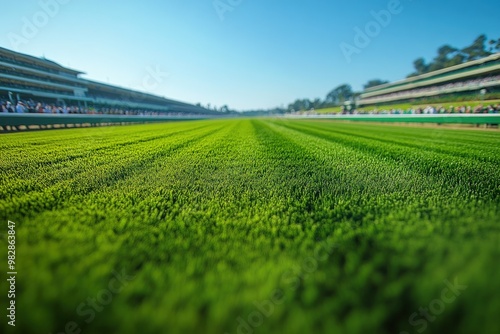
xmin=0 ymin=47 xmax=209 ymax=114
xmin=359 ymin=53 xmax=500 ymax=107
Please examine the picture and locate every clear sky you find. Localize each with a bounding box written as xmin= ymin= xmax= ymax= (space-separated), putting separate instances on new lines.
xmin=1 ymin=0 xmax=498 ymax=110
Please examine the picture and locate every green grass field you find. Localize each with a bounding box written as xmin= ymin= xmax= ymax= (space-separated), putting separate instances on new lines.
xmin=1 ymin=119 xmax=499 ymax=334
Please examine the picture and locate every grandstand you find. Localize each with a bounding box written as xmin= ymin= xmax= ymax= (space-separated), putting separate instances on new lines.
xmin=0 ymin=47 xmax=209 ymax=115
xmin=359 ymin=53 xmax=500 ymax=107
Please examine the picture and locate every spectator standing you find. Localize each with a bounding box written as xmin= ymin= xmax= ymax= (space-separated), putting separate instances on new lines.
xmin=16 ymin=102 xmax=25 ymax=113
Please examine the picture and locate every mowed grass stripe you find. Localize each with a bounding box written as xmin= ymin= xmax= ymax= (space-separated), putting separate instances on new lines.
xmin=273 ymin=120 xmax=500 ymax=200
xmin=277 ymin=120 xmax=500 ymax=164
xmin=0 ymin=121 xmax=226 ymax=219
xmin=269 ymin=118 xmax=499 ymax=202
xmin=293 ymin=120 xmax=500 ymax=164
xmin=0 ymin=120 xmax=214 ymax=181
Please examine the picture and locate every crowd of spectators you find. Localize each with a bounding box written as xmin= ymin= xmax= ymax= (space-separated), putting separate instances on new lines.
xmin=362 ymin=75 xmax=500 ymax=104
xmin=344 ymin=104 xmax=500 ymax=115
xmin=0 ymin=98 xmax=198 ymax=117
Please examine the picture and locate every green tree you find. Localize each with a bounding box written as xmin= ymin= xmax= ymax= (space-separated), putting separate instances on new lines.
xmin=407 ymin=34 xmax=496 ymax=77
xmin=312 ymin=98 xmax=323 ymax=109
xmin=288 ymin=99 xmax=313 ymax=112
xmin=462 ymin=34 xmax=492 ymax=61
xmin=446 ymin=53 xmax=467 ymax=67
xmin=363 ymin=79 xmax=389 ymax=90
xmin=326 ymin=84 xmax=353 ymax=105
xmin=488 ymin=39 xmax=496 ymax=52
xmin=409 ymin=57 xmax=428 ymax=76
xmin=428 ymin=45 xmax=458 ymax=71
xmin=491 ymin=38 xmax=500 ymax=52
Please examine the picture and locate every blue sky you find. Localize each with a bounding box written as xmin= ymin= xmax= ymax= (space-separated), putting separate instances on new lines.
xmin=1 ymin=0 xmax=498 ymax=110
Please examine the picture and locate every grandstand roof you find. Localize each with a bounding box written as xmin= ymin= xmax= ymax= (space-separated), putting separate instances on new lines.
xmin=359 ymin=53 xmax=500 ymax=105
xmin=0 ymin=47 xmax=210 ymax=114
xmin=0 ymin=47 xmax=84 ymax=76
xmin=364 ymin=53 xmax=500 ymax=94
xmin=83 ymin=79 xmax=196 ymax=107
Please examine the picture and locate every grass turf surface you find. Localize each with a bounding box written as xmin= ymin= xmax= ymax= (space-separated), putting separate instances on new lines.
xmin=1 ymin=119 xmax=499 ymax=334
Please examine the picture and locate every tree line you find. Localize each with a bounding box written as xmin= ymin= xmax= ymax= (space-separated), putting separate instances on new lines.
xmin=284 ymin=34 xmax=500 ymax=112
xmin=224 ymin=34 xmax=499 ymax=114
xmin=408 ymin=34 xmax=499 ymax=77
